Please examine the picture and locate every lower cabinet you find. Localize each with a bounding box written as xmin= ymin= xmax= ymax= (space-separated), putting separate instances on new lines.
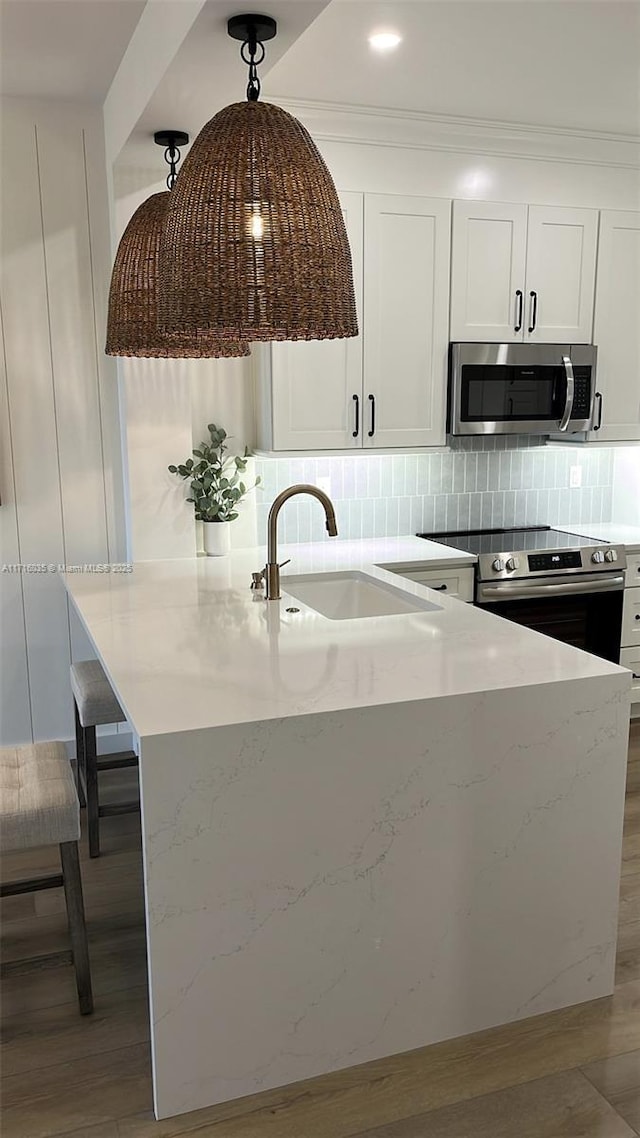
xmin=621 ymin=550 xmax=640 ymax=715
xmin=626 ymin=551 xmax=640 ymax=587
xmin=257 ymin=192 xmax=451 ymax=452
xmin=622 ymin=587 xmax=640 ymax=651
xmin=620 ymin=648 xmax=640 ymax=711
xmin=385 ymin=564 xmax=475 ymax=602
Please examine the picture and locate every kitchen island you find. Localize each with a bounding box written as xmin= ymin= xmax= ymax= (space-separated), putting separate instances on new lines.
xmin=64 ymin=536 xmax=632 ymax=1120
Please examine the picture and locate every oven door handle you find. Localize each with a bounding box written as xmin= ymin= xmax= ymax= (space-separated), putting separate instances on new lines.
xmin=558 ymin=355 xmax=575 ymax=432
xmin=479 ymin=575 xmax=625 ymax=601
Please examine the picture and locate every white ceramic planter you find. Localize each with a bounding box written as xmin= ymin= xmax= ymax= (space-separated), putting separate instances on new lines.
xmin=203 ymin=521 xmax=232 ymax=557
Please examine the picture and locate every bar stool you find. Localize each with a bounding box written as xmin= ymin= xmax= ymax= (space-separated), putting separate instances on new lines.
xmin=0 ymin=741 xmax=93 ymax=1014
xmin=71 ymin=659 xmax=139 ymax=859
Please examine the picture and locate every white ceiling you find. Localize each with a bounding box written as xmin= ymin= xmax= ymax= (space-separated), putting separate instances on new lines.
xmin=0 ymin=0 xmax=146 ymax=100
xmin=120 ymin=0 xmax=330 ymax=170
xmin=3 ymin=0 xmax=637 ymax=153
xmin=267 ymin=0 xmax=640 ymax=136
xmin=137 ymin=0 xmax=329 ymax=132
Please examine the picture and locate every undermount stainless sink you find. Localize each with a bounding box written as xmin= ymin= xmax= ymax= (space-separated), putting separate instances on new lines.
xmin=281 ymin=571 xmax=441 ymax=621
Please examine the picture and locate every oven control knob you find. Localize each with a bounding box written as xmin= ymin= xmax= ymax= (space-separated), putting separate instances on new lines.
xmin=604 ymin=549 xmax=617 ymax=563
xmin=492 ymin=558 xmax=505 ymax=572
xmin=506 ymin=557 xmax=520 ymax=572
xmin=591 ymin=551 xmax=605 ymax=564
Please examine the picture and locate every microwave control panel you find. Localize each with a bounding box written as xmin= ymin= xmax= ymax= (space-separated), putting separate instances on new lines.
xmin=572 ymin=367 xmax=592 ymax=418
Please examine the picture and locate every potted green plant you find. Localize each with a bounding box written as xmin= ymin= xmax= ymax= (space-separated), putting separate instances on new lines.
xmin=169 ymin=424 xmax=260 ymax=557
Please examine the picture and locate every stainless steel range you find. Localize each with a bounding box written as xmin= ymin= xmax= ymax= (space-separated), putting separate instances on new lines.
xmin=419 ymin=526 xmax=626 ymax=663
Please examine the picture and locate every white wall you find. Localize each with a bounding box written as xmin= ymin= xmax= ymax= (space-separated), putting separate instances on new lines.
xmin=286 ymin=102 xmax=639 ymax=212
xmin=113 ymin=169 xmax=257 ymax=559
xmin=0 ymin=98 xmax=126 ymax=745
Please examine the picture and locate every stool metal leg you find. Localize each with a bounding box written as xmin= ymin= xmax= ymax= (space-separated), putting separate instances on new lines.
xmin=59 ymin=841 xmax=93 ymax=1015
xmin=83 ymin=725 xmax=100 ymax=858
xmin=74 ymin=702 xmax=86 ymax=809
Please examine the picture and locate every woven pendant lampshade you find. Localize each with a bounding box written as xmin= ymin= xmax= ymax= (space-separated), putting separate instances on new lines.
xmin=158 ymin=98 xmax=359 ymax=343
xmin=106 ymin=125 xmax=250 ymax=360
xmin=106 ymin=191 xmax=250 ymax=359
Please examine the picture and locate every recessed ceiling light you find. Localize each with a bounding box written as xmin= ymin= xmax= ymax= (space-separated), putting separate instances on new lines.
xmin=368 ymin=31 xmax=402 ymax=53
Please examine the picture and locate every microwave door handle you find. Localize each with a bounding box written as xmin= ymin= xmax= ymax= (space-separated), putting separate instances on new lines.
xmin=558 ymin=355 xmax=575 ymax=432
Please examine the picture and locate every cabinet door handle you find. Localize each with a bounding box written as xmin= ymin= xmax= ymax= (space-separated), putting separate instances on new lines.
xmin=593 ymin=391 xmax=603 ymax=431
xmin=368 ymin=393 xmax=376 ymax=438
xmin=352 ymin=394 xmax=360 ymax=438
xmin=434 ymin=583 xmax=448 ymax=591
xmin=514 ymin=289 xmax=523 ymax=333
xmin=528 ymin=290 xmax=538 ymax=333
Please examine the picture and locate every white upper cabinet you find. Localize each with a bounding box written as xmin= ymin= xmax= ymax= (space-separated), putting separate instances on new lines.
xmin=363 ymin=194 xmax=451 ymax=448
xmin=450 ymin=200 xmax=528 ymax=342
xmin=269 ymin=192 xmax=364 ymax=451
xmin=261 ymin=191 xmax=451 ymax=451
xmin=525 ymin=206 xmax=597 ymax=343
xmin=592 ymin=210 xmax=640 ymax=442
xmin=450 ymin=200 xmax=598 ymax=344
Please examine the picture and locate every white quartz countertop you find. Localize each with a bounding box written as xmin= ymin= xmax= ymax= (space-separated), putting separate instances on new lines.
xmin=253 ymin=535 xmax=478 ymax=571
xmin=559 ymin=523 xmax=640 ymax=551
xmin=64 ymin=535 xmax=627 ymax=739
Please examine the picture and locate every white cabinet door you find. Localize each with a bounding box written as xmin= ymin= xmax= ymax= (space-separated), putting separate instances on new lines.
xmin=525 ymin=205 xmax=598 ymax=344
xmin=450 ymin=200 xmax=527 ymax=342
xmin=387 ymin=565 xmax=475 ymax=601
xmin=363 ymin=194 xmax=451 ymax=448
xmin=592 ymin=210 xmax=640 ymax=442
xmin=623 ymin=588 xmax=640 ymax=650
xmin=270 ymin=192 xmax=363 ymax=450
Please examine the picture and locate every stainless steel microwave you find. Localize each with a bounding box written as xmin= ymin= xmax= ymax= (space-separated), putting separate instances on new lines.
xmin=448 ymin=343 xmax=599 ymax=437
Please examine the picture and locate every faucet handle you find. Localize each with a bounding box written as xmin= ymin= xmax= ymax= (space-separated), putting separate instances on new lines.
xmin=279 ymin=559 xmax=291 ymax=570
xmin=250 ymin=570 xmax=265 ymax=591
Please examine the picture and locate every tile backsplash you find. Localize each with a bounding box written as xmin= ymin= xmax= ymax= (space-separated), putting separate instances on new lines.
xmin=255 ymin=438 xmax=615 ymax=544
xmin=613 ymin=447 xmax=640 ymax=526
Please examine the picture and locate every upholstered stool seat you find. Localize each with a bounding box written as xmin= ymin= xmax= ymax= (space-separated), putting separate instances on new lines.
xmin=70 ymin=660 xmax=125 ymax=729
xmin=0 ymin=741 xmax=80 ymax=852
xmin=0 ymin=742 xmax=93 ymax=1014
xmin=71 ymin=659 xmax=138 ymax=859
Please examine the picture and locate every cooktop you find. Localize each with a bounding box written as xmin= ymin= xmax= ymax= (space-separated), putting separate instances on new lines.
xmin=418 ymin=526 xmax=606 ymax=556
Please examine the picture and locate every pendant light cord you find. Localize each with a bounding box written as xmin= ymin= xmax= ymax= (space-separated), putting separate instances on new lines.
xmin=241 ymin=35 xmax=265 ymax=101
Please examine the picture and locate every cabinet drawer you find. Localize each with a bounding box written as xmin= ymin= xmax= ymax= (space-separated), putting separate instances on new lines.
xmin=387 ymin=565 xmax=475 ymax=602
xmin=625 ymin=552 xmax=640 ymax=586
xmin=622 ymin=587 xmax=640 ymax=647
xmin=620 ymin=648 xmax=640 ymax=704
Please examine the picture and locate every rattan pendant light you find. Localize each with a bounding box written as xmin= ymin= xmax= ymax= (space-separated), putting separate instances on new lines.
xmin=105 ymin=132 xmax=249 ymax=358
xmin=158 ymin=15 xmax=358 ymax=343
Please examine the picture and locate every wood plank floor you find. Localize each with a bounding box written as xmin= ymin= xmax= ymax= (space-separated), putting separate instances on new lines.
xmin=2 ymin=725 xmax=639 ymax=1138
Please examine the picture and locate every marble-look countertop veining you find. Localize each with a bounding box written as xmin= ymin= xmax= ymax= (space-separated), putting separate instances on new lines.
xmin=64 ymin=535 xmax=626 ymax=740
xmin=61 ymin=536 xmax=633 ymax=1121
